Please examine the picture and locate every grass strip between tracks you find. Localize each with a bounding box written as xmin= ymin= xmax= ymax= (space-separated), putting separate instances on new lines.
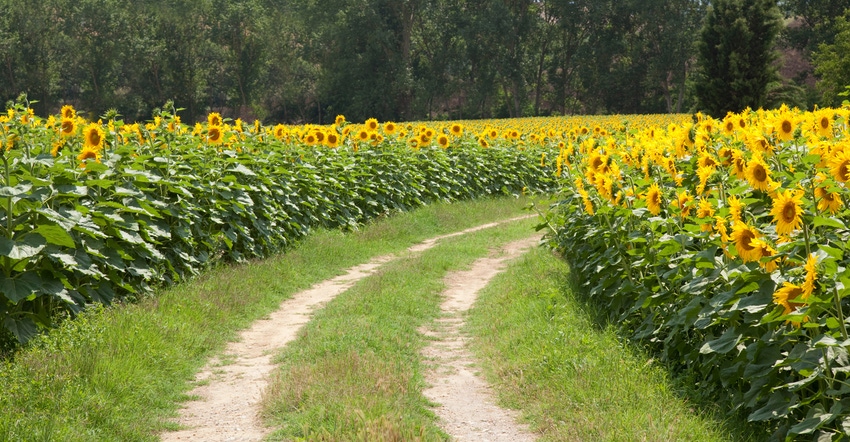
xmin=259 ymin=212 xmax=539 ymax=440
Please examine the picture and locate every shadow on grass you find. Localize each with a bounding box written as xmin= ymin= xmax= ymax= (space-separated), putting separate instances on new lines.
xmin=561 ymin=264 xmax=776 ymax=442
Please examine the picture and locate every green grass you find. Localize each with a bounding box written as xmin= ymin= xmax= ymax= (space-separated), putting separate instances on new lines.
xmin=466 ymin=246 xmax=768 ymax=442
xmin=0 ymin=196 xmax=535 ymax=442
xmin=260 ymin=214 xmax=541 ymax=440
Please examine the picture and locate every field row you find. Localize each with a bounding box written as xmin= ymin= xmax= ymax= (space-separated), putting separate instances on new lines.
xmin=546 ymin=105 xmax=850 ymax=439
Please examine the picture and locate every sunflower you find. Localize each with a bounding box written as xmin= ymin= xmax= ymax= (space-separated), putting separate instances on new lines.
xmin=383 ymin=122 xmax=397 ymax=135
xmin=357 ymin=129 xmax=370 ymax=142
xmin=450 ymin=123 xmax=463 ymax=137
xmin=775 ymin=114 xmax=796 ymax=141
xmin=773 ymin=282 xmax=804 ymax=315
xmin=77 ymin=146 xmax=101 ymax=164
xmin=303 ymin=132 xmax=317 ymax=146
xmin=335 ymin=114 xmax=346 ymax=126
xmin=673 ymin=190 xmax=693 ymax=218
xmin=697 ymin=198 xmax=715 ymax=231
xmin=365 ymin=118 xmax=379 ymax=132
xmin=722 ymin=115 xmax=736 ymax=136
xmin=579 ymin=188 xmax=594 ymax=215
xmin=714 ymin=216 xmax=730 ymax=242
xmin=83 ymin=123 xmax=105 ymax=150
xmin=594 ymin=173 xmax=614 ymax=201
xmin=167 ymin=117 xmax=181 ymax=133
xmin=59 ymin=118 xmax=77 ymax=137
xmin=325 ymin=132 xmax=340 ymax=148
xmin=696 ymin=165 xmax=714 ymax=195
xmin=645 ymin=183 xmax=662 ymax=215
xmin=745 ymin=156 xmax=773 ymax=191
xmin=207 ymin=112 xmax=223 ymax=127
xmin=770 ymin=189 xmax=804 ymax=235
xmin=408 ymin=137 xmax=419 ymax=149
xmin=696 ymin=198 xmax=714 ymax=219
xmin=313 ymin=130 xmax=325 ymax=144
xmin=814 ymin=110 xmax=833 ymax=138
xmin=207 ymin=126 xmax=223 ymax=145
xmin=273 ymin=124 xmax=287 ymax=140
xmin=478 ymin=137 xmax=489 ymax=148
xmin=731 ymin=221 xmax=762 ymax=263
xmin=802 ymin=253 xmax=817 ymax=298
xmin=50 ymin=139 xmax=65 ymax=157
xmin=829 ymin=149 xmax=850 ymax=182
xmin=727 ymin=149 xmax=746 ymax=180
xmin=697 ymin=152 xmax=717 ymax=170
xmin=751 ymin=238 xmax=779 ymax=272
xmin=437 ymin=134 xmax=450 ymax=148
xmin=815 ymin=184 xmax=842 ymax=214
xmin=719 ymin=147 xmax=734 ymax=166
xmin=61 ymin=104 xmax=76 ymax=119
xmin=745 ymin=131 xmax=773 ymax=155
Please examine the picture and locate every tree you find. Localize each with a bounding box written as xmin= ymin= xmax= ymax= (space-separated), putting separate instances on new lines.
xmin=813 ymin=13 xmax=850 ymax=106
xmin=637 ymin=0 xmax=707 ymax=113
xmin=694 ymin=0 xmax=783 ymax=117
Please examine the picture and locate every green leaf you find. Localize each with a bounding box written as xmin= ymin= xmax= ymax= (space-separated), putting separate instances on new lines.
xmin=700 ymin=327 xmax=741 ymax=354
xmin=820 ymin=245 xmax=844 ymax=261
xmin=3 ymin=315 xmax=37 ymax=343
xmin=36 ymin=207 xmax=81 ymax=230
xmin=814 ymin=216 xmax=847 ymax=230
xmin=33 ymin=224 xmax=76 ymax=248
xmin=826 ymin=317 xmax=842 ymax=330
xmin=0 ymin=183 xmax=32 ymax=197
xmin=748 ymin=392 xmax=792 ymax=421
xmin=0 ymin=272 xmax=42 ymax=303
xmin=0 ymin=234 xmax=47 ymax=259
xmin=789 ymin=408 xmax=834 ymax=435
xmin=228 ymin=164 xmax=257 ymax=176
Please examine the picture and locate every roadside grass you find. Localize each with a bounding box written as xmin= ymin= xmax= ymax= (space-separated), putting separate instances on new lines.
xmin=466 ymin=246 xmax=768 ymax=442
xmin=260 ymin=214 xmax=541 ymax=440
xmin=0 ymin=196 xmax=534 ymax=442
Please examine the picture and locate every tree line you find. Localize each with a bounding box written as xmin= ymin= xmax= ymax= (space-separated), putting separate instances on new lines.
xmin=1 ymin=0 xmax=848 ymax=123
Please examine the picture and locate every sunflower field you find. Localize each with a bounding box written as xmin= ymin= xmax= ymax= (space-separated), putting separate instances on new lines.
xmin=9 ymin=93 xmax=850 ymax=438
xmin=544 ymin=105 xmax=850 ymax=439
xmin=0 ymin=100 xmax=590 ymax=346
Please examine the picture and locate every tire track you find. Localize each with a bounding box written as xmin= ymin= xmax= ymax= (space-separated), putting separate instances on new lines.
xmin=421 ymin=235 xmax=542 ymax=442
xmin=160 ymin=215 xmax=535 ymax=442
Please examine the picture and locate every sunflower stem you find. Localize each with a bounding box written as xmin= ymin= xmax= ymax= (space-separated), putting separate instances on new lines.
xmin=3 ymin=154 xmax=11 ymax=277
xmin=834 ymin=286 xmax=848 ymax=341
xmin=802 ymin=218 xmax=812 ymax=258
xmin=822 ymin=348 xmax=835 ymax=391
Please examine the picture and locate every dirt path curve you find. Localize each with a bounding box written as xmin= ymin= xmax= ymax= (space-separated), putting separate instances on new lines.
xmin=422 ymin=235 xmax=542 ymax=442
xmin=160 ymin=215 xmax=534 ymax=442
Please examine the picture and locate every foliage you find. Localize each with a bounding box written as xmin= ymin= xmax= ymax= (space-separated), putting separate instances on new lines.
xmin=0 ymin=99 xmax=567 ymax=344
xmin=694 ymin=0 xmax=784 ymax=117
xmin=813 ymin=14 xmax=850 ymax=107
xmin=0 ymin=0 xmax=706 ymax=122
xmin=545 ymin=105 xmax=850 ymax=439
